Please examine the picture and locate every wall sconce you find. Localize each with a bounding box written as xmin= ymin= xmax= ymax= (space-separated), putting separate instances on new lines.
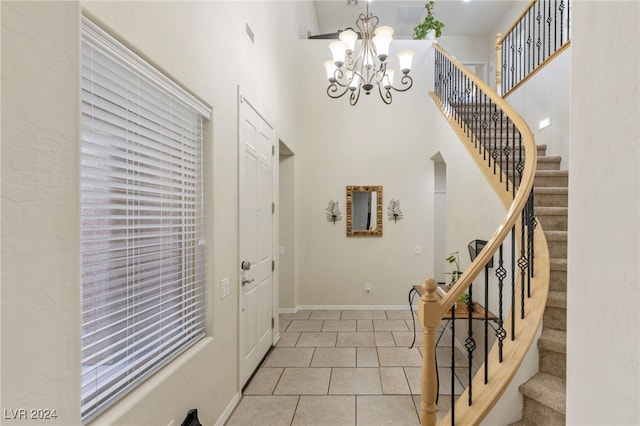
xmin=326 ymin=200 xmax=343 ymax=225
xmin=387 ymin=198 xmax=404 ymax=223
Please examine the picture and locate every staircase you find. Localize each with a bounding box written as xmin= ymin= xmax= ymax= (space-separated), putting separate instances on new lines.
xmin=516 ymin=146 xmax=568 ymax=424
xmin=447 ymin=98 xmax=564 ymax=424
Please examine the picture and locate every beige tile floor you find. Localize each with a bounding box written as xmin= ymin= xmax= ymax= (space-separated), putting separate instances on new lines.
xmin=226 ymin=310 xmax=472 ymax=426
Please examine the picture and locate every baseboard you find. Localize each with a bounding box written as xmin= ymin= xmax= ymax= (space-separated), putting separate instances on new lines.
xmin=296 ymin=304 xmax=417 ymax=311
xmin=278 ymin=307 xmax=298 ymax=314
xmin=213 ymin=391 xmax=241 ymax=426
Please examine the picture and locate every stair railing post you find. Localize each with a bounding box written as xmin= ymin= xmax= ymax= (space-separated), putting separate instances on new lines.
xmin=419 ymin=278 xmax=442 ymax=426
xmin=496 ymin=33 xmax=503 ymax=96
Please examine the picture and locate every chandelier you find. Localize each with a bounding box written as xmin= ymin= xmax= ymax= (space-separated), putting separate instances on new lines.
xmin=323 ymin=3 xmax=415 ymax=106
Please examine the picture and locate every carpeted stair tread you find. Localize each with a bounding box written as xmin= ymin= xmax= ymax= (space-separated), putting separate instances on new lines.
xmin=534 ymin=187 xmax=568 ymax=195
xmin=544 ymin=230 xmax=567 ymax=242
xmin=536 ymin=157 xmax=562 ymax=170
xmin=535 ymin=170 xmax=569 ymax=176
xmin=519 ymin=373 xmax=566 ymax=415
xmin=535 ymin=206 xmax=568 ymax=215
xmin=538 ymin=328 xmax=567 ymax=354
xmin=537 ymin=156 xmax=562 ymax=163
xmin=550 ymin=258 xmax=567 ymax=271
xmin=546 ymin=290 xmax=566 ymax=309
xmin=534 ymin=186 xmax=568 ymax=207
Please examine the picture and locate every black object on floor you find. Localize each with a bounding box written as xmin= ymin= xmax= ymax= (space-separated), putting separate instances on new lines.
xmin=181 ymin=409 xmax=202 ymax=426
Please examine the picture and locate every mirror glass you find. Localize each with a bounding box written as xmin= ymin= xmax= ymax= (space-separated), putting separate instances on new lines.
xmin=346 ymin=185 xmax=383 ymax=236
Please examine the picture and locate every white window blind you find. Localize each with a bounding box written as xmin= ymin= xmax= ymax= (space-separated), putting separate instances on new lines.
xmin=80 ymin=17 xmax=211 ymax=423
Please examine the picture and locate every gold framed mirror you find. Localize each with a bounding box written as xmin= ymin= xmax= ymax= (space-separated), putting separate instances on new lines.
xmin=346 ymin=185 xmax=383 ymax=237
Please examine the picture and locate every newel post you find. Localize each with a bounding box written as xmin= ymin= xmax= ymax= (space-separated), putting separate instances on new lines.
xmin=495 ymin=33 xmax=503 ymax=96
xmin=419 ymin=278 xmax=442 ymax=426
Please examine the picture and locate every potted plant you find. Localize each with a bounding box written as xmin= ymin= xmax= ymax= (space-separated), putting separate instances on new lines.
xmin=445 ymin=251 xmax=462 ymax=285
xmin=413 ymin=1 xmax=445 ymax=40
xmin=445 ymin=251 xmax=473 ymax=310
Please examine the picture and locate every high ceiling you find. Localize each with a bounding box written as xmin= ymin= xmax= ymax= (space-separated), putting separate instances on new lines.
xmin=312 ymin=0 xmax=521 ymax=39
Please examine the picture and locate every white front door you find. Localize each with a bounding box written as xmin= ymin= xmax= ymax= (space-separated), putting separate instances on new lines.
xmin=239 ymin=95 xmax=274 ymax=388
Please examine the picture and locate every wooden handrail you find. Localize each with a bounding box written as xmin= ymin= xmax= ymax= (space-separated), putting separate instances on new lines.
xmin=418 ymin=44 xmax=547 ymax=426
xmin=496 ymin=0 xmax=537 ymax=46
xmin=501 ymin=41 xmax=571 ymax=98
xmin=433 ymin=44 xmax=537 ymax=317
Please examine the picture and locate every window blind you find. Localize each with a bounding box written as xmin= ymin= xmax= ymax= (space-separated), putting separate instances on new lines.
xmin=80 ymin=17 xmax=211 ymax=423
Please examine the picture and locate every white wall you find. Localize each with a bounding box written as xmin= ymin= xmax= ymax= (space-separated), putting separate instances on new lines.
xmin=2 ymin=3 xmax=82 ymax=424
xmin=504 ymin=49 xmax=571 ymax=168
xmin=295 ymin=40 xmax=438 ymax=307
xmin=567 ymin=2 xmax=640 ymax=425
xmin=294 ymin=38 xmax=508 ymax=308
xmin=1 ymin=2 xmax=317 ymax=425
xmin=279 ymin=145 xmax=297 ymax=310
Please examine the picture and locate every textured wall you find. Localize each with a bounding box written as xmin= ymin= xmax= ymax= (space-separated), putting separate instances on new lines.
xmin=2 ymin=2 xmax=81 ymax=424
xmin=567 ymin=2 xmax=640 ymax=424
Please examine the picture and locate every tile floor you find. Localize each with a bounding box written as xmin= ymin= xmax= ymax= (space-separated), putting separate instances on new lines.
xmin=226 ymin=310 xmax=474 ymax=426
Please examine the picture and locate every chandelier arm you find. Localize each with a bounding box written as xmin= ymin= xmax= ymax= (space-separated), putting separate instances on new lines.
xmin=327 ymin=82 xmax=350 ymax=99
xmin=378 ymin=82 xmax=393 ymax=104
xmin=391 ymin=74 xmax=414 ymax=93
xmin=331 ymin=68 xmax=351 ymax=88
xmin=349 ymin=85 xmax=362 ymax=106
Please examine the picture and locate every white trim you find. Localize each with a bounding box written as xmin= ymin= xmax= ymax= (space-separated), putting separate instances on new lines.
xmin=213 ymin=391 xmax=241 ymax=426
xmin=278 ymin=308 xmax=298 ymax=314
xmin=296 ymin=305 xmax=418 ymax=311
xmin=81 ymin=16 xmax=211 ymax=119
xmin=239 ymin=95 xmax=274 ymax=130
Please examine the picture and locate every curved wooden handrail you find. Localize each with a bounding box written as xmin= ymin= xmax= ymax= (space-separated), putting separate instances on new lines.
xmin=418 ymin=44 xmax=550 ymax=426
xmin=434 ymin=44 xmax=537 ymax=317
xmin=496 ymin=0 xmax=536 ymax=46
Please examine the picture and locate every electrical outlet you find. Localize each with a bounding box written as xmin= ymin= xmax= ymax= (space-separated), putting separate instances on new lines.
xmin=365 ymin=283 xmax=372 ymax=293
xmin=414 ymin=245 xmax=422 ymax=255
xmin=221 ymin=277 xmax=230 ymax=299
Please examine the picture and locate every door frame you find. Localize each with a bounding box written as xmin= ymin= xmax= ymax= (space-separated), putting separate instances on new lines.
xmin=237 ymin=90 xmax=278 ymax=389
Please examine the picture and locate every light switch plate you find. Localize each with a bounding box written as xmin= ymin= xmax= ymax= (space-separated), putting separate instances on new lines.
xmin=221 ymin=277 xmax=230 ymax=299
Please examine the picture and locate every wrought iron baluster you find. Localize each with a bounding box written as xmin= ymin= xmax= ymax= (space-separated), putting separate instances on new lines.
xmin=495 ymin=244 xmax=507 ymax=362
xmin=547 ymin=0 xmax=553 ymax=59
xmin=502 ymin=37 xmax=507 ymax=93
xmin=526 ymin=189 xmax=534 ymax=297
xmin=466 ymin=283 xmax=476 ymax=406
xmin=544 ymin=0 xmax=549 ymax=60
xmin=559 ymin=0 xmax=565 ymax=44
xmin=519 ymin=205 xmax=528 ymax=319
xmin=530 ymin=7 xmax=535 ymax=76
xmin=484 ymin=264 xmax=489 ymax=384
xmin=526 ymin=9 xmax=531 ymax=77
xmin=504 ymin=118 xmax=510 ymax=193
xmin=536 ymin=1 xmax=542 ymax=68
xmin=478 ymin=93 xmax=491 ymax=161
xmin=554 ymin=0 xmax=558 ymax=52
xmin=515 ymin=134 xmax=523 ymax=197
xmin=529 ymin=191 xmax=537 ymax=279
xmin=518 ymin=21 xmax=523 ymax=87
xmin=491 ymin=106 xmax=499 ymax=174
xmin=499 ymin=110 xmax=505 ymax=184
xmin=511 ymin=225 xmax=516 ymax=340
xmin=451 ymin=306 xmax=455 ymax=425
